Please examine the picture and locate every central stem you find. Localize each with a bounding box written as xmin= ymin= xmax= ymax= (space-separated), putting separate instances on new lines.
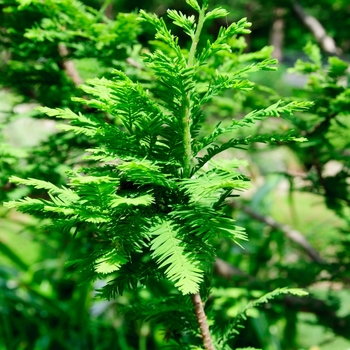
xmin=182 ymin=5 xmax=215 ymax=349
xmin=182 ymin=6 xmax=206 ymax=178
xmin=191 ymin=293 xmax=215 ymax=350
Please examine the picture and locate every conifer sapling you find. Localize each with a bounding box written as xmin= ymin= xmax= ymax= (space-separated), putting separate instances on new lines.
xmin=5 ymin=0 xmax=310 ymax=348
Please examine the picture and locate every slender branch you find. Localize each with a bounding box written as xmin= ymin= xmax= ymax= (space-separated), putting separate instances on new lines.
xmin=58 ymin=44 xmax=83 ymax=87
xmin=269 ymin=8 xmax=286 ymax=62
xmin=126 ymin=57 xmax=143 ymax=70
xmin=191 ymin=293 xmax=215 ymax=350
xmin=214 ymin=258 xmax=257 ymax=283
xmin=102 ymin=0 xmax=113 ymax=20
xmin=302 ymin=112 xmax=338 ymax=138
xmin=238 ymin=205 xmax=326 ymax=264
xmin=291 ymin=0 xmax=341 ymax=55
xmin=214 ymin=256 xmax=350 ymax=287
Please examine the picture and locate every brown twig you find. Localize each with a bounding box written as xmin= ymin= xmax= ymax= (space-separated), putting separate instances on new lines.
xmin=240 ymin=205 xmax=326 ymax=264
xmin=58 ymin=44 xmax=83 ymax=87
xmin=302 ymin=112 xmax=338 ymax=138
xmin=191 ymin=293 xmax=215 ymax=350
xmin=269 ymin=8 xmax=286 ymax=62
xmin=126 ymin=57 xmax=143 ymax=70
xmin=291 ymin=0 xmax=341 ymax=55
xmin=214 ymin=258 xmax=257 ymax=283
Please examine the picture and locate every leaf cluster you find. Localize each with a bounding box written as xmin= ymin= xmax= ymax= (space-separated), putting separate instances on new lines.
xmin=288 ymin=43 xmax=350 ymax=217
xmin=0 ymin=0 xmax=140 ymax=105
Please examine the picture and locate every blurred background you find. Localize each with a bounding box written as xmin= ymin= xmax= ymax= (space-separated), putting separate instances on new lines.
xmin=0 ymin=0 xmax=349 ymax=349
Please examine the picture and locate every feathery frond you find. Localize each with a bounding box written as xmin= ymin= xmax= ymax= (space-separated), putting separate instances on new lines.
xmin=149 ymin=220 xmax=203 ymax=294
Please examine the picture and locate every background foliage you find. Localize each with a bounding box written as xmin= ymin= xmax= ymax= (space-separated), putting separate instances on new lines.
xmin=0 ymin=0 xmax=349 ymax=349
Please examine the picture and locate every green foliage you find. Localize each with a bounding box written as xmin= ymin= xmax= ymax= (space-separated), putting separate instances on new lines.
xmin=149 ymin=220 xmax=204 ymax=295
xmin=1 ymin=0 xmax=349 ymax=347
xmin=3 ymin=1 xmax=313 ymax=347
xmin=0 ymin=0 xmax=144 ymax=208
xmin=213 ymin=288 xmax=308 ymax=349
xmin=1 ymin=0 xmax=139 ymax=105
xmin=288 ymin=43 xmax=350 ymax=218
xmin=219 ymin=42 xmax=350 ymax=349
xmin=0 ymin=142 xmax=28 ymax=201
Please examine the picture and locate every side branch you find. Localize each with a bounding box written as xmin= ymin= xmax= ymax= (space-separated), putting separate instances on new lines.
xmin=214 ymin=258 xmax=256 ymax=282
xmin=191 ymin=293 xmax=215 ymax=350
xmin=270 ymin=8 xmax=286 ymax=62
xmin=291 ymin=0 xmax=341 ymax=55
xmin=58 ymin=44 xmax=83 ymax=87
xmin=239 ymin=205 xmax=326 ymax=264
